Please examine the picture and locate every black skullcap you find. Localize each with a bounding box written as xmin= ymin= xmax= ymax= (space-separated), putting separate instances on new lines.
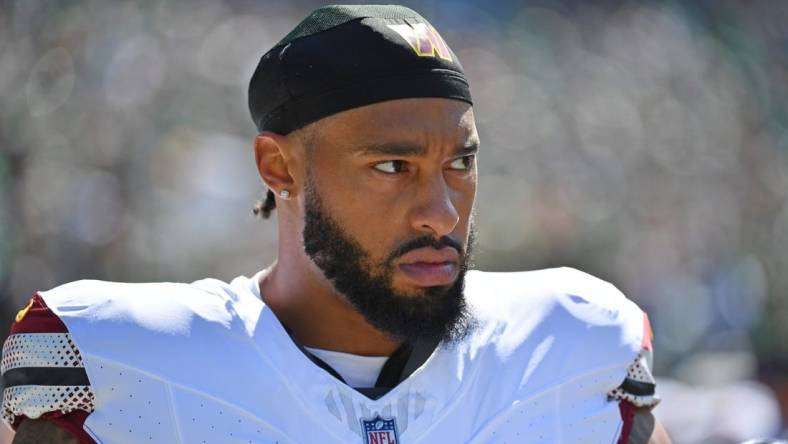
xmin=248 ymin=4 xmax=472 ymax=134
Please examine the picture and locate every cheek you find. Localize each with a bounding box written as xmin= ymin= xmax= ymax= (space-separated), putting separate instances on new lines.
xmin=451 ymin=176 xmax=477 ymax=214
xmin=344 ymin=207 xmax=404 ymax=262
xmin=312 ymin=177 xmax=405 ymax=261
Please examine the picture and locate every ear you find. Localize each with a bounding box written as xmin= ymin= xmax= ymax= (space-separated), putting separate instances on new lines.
xmin=254 ymin=132 xmax=295 ymax=196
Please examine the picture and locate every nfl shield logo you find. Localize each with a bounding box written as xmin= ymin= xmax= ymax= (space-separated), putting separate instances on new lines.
xmin=361 ymin=414 xmax=399 ymax=444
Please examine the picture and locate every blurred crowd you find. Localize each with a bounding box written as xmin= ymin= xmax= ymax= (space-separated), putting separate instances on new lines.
xmin=1 ymin=0 xmax=787 ymax=442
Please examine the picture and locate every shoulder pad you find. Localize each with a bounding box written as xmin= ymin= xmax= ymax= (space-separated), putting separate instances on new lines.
xmin=464 ymin=268 xmax=645 ymax=376
xmin=1 ymin=294 xmax=96 ymax=442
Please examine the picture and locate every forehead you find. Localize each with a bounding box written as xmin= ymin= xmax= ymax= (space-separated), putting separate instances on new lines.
xmin=310 ymin=98 xmax=477 ymax=149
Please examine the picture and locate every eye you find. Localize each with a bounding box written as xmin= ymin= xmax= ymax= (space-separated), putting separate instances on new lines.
xmin=448 ymin=155 xmax=475 ymax=171
xmin=373 ymin=160 xmax=408 ymax=174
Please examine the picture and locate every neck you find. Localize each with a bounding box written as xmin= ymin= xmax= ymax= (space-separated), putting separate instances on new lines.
xmin=259 ymin=250 xmax=401 ymax=357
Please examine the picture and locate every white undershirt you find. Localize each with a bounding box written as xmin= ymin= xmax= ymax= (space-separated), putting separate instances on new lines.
xmin=251 ymin=270 xmax=389 ymax=388
xmin=304 ymin=347 xmax=388 ymax=388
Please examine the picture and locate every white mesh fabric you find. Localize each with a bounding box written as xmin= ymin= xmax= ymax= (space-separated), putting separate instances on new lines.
xmin=1 ymin=333 xmax=84 ymax=372
xmin=2 ymin=385 xmax=95 ymax=425
xmin=1 ymin=332 xmax=95 ymax=427
xmin=608 ymin=349 xmax=661 ymax=408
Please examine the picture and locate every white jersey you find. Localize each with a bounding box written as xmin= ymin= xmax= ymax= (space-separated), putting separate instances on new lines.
xmin=1 ymin=267 xmax=656 ymax=443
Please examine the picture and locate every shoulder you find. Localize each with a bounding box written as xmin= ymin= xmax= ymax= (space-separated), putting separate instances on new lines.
xmin=465 ymin=266 xmax=624 ymax=303
xmin=39 ymin=278 xmax=242 ymax=330
xmin=463 ymin=267 xmax=648 ymax=375
xmin=30 ymin=276 xmax=263 ymax=365
xmin=31 ymin=276 xmax=264 ymax=339
xmin=465 ymin=267 xmax=644 ymax=335
xmin=1 ymin=276 xmax=261 ymax=435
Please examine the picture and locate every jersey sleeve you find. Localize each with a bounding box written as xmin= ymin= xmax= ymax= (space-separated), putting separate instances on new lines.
xmin=1 ymin=293 xmax=97 ymax=444
xmin=607 ymin=348 xmax=660 ymax=408
xmin=607 ymin=312 xmax=660 ymax=409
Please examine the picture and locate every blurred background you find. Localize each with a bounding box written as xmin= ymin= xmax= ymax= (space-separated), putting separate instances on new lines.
xmin=1 ymin=0 xmax=787 ymax=442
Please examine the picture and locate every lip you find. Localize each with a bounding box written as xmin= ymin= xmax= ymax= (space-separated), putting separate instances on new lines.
xmin=397 ymin=246 xmax=459 ymax=264
xmin=397 ymin=247 xmax=460 ymax=287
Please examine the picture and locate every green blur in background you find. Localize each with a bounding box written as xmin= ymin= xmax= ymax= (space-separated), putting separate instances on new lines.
xmin=0 ymin=0 xmax=787 ymax=442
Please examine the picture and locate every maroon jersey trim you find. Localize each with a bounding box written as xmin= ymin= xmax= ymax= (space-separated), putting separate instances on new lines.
xmin=5 ymin=293 xmax=97 ymax=443
xmin=617 ymin=400 xmax=637 ymax=444
xmin=10 ymin=294 xmax=69 ymax=334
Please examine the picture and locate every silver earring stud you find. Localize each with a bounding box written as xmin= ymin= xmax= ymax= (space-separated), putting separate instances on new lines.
xmin=279 ymin=190 xmax=290 ymax=199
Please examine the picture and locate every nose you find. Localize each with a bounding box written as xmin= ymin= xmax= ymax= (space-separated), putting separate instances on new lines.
xmin=409 ymin=174 xmax=460 ymax=237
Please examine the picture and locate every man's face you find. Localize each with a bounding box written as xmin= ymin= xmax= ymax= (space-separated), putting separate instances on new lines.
xmin=299 ymin=98 xmax=479 ymax=343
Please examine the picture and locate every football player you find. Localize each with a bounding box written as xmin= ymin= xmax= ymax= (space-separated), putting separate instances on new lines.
xmin=3 ymin=5 xmax=671 ymax=443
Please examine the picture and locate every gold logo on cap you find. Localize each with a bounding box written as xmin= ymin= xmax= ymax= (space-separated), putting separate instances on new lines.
xmin=387 ymin=23 xmax=453 ymax=62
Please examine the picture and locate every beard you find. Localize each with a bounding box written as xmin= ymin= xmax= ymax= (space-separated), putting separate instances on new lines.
xmin=302 ymin=178 xmax=475 ymax=345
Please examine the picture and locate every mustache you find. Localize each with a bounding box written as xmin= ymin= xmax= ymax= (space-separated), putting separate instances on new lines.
xmin=386 ymin=235 xmax=464 ymax=265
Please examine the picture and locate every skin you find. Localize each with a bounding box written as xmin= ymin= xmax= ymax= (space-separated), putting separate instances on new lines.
xmin=11 ymin=97 xmax=671 ymax=443
xmin=12 ymin=420 xmax=78 ymax=443
xmin=631 ymin=408 xmax=672 ymax=444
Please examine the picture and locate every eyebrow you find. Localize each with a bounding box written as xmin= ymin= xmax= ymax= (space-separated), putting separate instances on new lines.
xmin=352 ymin=141 xmax=479 ymax=157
